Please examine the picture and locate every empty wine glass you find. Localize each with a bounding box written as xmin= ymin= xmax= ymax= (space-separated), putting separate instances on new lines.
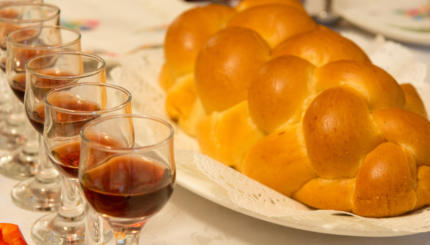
xmin=31 ymin=82 xmax=131 ymax=244
xmin=80 ymin=114 xmax=175 ymax=245
xmin=0 ymin=3 xmax=61 ymax=179
xmin=9 ymin=28 xmax=82 ymax=212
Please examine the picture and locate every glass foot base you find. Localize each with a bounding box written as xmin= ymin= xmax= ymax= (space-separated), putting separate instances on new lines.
xmin=31 ymin=212 xmax=85 ymax=245
xmin=0 ymin=130 xmax=27 ymax=179
xmin=0 ymin=126 xmax=26 ymax=151
xmin=11 ymin=177 xmax=61 ymax=211
xmin=0 ymin=153 xmax=36 ymax=180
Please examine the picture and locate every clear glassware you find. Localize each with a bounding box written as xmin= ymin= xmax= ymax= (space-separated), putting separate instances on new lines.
xmin=0 ymin=0 xmax=42 ymax=6
xmin=8 ymin=26 xmax=82 ymax=102
xmin=7 ymin=27 xmax=82 ymax=211
xmin=0 ymin=0 xmax=44 ymax=126
xmin=80 ymin=114 xmax=175 ymax=245
xmin=31 ymin=82 xmax=131 ymax=244
xmin=0 ymin=3 xmax=60 ymax=179
xmin=0 ymin=2 xmax=53 ymax=69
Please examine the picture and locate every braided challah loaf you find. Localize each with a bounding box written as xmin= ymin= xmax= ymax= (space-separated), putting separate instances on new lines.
xmin=161 ymin=0 xmax=430 ymax=217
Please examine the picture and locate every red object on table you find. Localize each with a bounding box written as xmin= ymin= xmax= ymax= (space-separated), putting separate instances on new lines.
xmin=0 ymin=224 xmax=27 ymax=245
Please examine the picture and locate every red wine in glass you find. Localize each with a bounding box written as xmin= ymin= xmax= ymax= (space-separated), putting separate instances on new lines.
xmin=27 ymin=101 xmax=100 ymax=135
xmin=27 ymin=103 xmax=44 ymax=134
xmin=81 ymin=155 xmax=174 ymax=218
xmin=50 ymin=141 xmax=81 ymax=178
xmin=26 ymin=74 xmax=98 ymax=134
xmin=49 ymin=134 xmax=123 ymax=179
xmin=0 ymin=9 xmax=19 ymax=19
xmin=30 ymin=70 xmax=76 ymax=99
xmin=8 ymin=49 xmax=51 ymax=101
xmin=10 ymin=73 xmax=25 ymax=102
xmin=0 ymin=9 xmax=19 ymax=71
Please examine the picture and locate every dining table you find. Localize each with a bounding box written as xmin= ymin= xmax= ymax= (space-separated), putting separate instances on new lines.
xmin=1 ymin=0 xmax=430 ymax=244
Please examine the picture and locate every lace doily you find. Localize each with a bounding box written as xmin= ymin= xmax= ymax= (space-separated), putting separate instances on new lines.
xmin=110 ymin=34 xmax=430 ymax=236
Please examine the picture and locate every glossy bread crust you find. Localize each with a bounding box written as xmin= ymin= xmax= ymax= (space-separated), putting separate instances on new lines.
xmin=161 ymin=1 xmax=430 ymax=217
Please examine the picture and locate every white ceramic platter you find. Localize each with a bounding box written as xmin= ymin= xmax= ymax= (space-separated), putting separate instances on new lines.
xmin=175 ymin=79 xmax=430 ymax=238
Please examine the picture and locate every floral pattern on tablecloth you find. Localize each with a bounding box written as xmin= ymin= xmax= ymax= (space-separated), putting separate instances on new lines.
xmin=61 ymin=19 xmax=100 ymax=31
xmin=395 ymin=4 xmax=430 ymax=20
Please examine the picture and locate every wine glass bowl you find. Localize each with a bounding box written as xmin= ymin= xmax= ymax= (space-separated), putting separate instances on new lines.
xmin=0 ymin=3 xmax=60 ymax=71
xmin=8 ymin=26 xmax=81 ymax=103
xmin=80 ymin=114 xmax=175 ymax=244
xmin=0 ymin=0 xmax=43 ymax=25
xmin=44 ymin=82 xmax=131 ymax=178
xmin=24 ymin=51 xmax=105 ymax=135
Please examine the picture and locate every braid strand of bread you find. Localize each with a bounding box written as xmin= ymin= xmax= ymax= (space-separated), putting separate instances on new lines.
xmin=161 ymin=0 xmax=430 ymax=217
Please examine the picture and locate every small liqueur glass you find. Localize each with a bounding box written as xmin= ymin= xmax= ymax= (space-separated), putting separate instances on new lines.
xmin=80 ymin=114 xmax=175 ymax=245
xmin=0 ymin=0 xmax=44 ymax=120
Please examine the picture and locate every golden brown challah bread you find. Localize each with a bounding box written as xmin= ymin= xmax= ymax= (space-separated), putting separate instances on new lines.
xmin=228 ymin=4 xmax=316 ymax=48
xmin=161 ymin=1 xmax=430 ymax=217
xmin=162 ymin=4 xmax=236 ymax=134
xmin=236 ymin=0 xmax=305 ymax=12
xmin=195 ymin=26 xmax=271 ymax=113
xmin=401 ymin=83 xmax=428 ymax=118
xmin=273 ymin=26 xmax=371 ymax=66
xmin=248 ymin=55 xmax=314 ymax=133
xmin=163 ymin=4 xmax=235 ymax=81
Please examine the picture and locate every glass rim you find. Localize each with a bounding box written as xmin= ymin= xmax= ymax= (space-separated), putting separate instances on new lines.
xmin=44 ymin=82 xmax=132 ymax=116
xmin=0 ymin=3 xmax=60 ymax=23
xmin=81 ymin=114 xmax=175 ymax=153
xmin=26 ymin=51 xmax=105 ymax=81
xmin=7 ymin=25 xmax=81 ymax=50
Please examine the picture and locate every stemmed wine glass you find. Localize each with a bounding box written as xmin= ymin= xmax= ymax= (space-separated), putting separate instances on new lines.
xmin=0 ymin=3 xmax=59 ymax=70
xmin=80 ymin=114 xmax=175 ymax=245
xmin=0 ymin=3 xmax=60 ymax=178
xmin=0 ymin=0 xmax=44 ymax=118
xmin=7 ymin=27 xmax=82 ymax=211
xmin=31 ymin=82 xmax=131 ymax=244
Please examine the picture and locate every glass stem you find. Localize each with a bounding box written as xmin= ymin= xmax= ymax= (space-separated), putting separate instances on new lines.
xmin=85 ymin=207 xmax=105 ymax=244
xmin=35 ymin=135 xmax=58 ymax=183
xmin=6 ymin=96 xmax=25 ymax=129
xmin=0 ymin=73 xmax=12 ymax=114
xmin=16 ymin=125 xmax=38 ymax=173
xmin=59 ymin=176 xmax=85 ymax=219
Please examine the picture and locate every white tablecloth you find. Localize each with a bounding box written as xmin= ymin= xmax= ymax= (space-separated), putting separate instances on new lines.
xmin=2 ymin=174 xmax=430 ymax=245
xmin=1 ymin=0 xmax=430 ymax=244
